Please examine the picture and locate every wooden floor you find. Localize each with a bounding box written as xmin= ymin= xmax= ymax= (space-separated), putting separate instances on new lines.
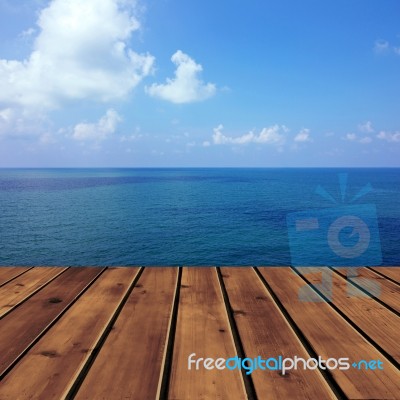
xmin=0 ymin=266 xmax=399 ymax=400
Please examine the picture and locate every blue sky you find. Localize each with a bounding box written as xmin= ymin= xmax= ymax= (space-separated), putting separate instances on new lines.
xmin=0 ymin=0 xmax=399 ymax=167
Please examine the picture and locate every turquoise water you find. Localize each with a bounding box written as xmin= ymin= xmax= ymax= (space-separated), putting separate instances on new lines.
xmin=0 ymin=168 xmax=398 ymax=266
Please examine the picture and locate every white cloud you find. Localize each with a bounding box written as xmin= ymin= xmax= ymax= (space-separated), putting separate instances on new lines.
xmin=19 ymin=28 xmax=36 ymax=38
xmin=358 ymin=121 xmax=374 ymax=133
xmin=0 ymin=0 xmax=154 ymax=111
xmin=345 ymin=132 xmax=372 ymax=144
xmin=374 ymin=39 xmax=400 ymax=56
xmin=294 ymin=128 xmax=312 ymax=142
xmin=374 ymin=39 xmax=390 ymax=53
xmin=377 ymin=130 xmax=400 ymax=142
xmin=210 ymin=124 xmax=287 ymax=146
xmin=346 ymin=133 xmax=357 ymax=141
xmin=72 ymin=109 xmax=121 ymax=141
xmin=359 ymin=136 xmax=372 ymax=144
xmin=0 ymin=108 xmax=14 ymax=127
xmin=0 ymin=108 xmax=17 ymax=136
xmin=39 ymin=132 xmax=57 ymax=144
xmin=119 ymin=133 xmax=142 ymax=142
xmin=146 ymin=50 xmax=216 ymax=103
xmin=0 ymin=107 xmax=47 ymax=137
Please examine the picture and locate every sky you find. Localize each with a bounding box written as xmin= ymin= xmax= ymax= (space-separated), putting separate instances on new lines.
xmin=0 ymin=0 xmax=399 ymax=167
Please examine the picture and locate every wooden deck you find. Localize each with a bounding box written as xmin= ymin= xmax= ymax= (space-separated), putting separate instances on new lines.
xmin=0 ymin=266 xmax=399 ymax=400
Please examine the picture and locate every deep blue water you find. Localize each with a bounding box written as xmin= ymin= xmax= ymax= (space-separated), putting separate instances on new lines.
xmin=0 ymin=168 xmax=398 ymax=266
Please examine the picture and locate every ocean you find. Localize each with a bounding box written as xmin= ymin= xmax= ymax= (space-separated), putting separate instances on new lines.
xmin=0 ymin=168 xmax=398 ymax=266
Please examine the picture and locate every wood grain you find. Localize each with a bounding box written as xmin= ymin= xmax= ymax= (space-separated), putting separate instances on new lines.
xmin=168 ymin=267 xmax=247 ymax=400
xmin=258 ymin=267 xmax=400 ymax=400
xmin=0 ymin=267 xmax=102 ymax=377
xmin=0 ymin=266 xmax=398 ymax=400
xmin=0 ymin=267 xmax=139 ymax=400
xmin=334 ymin=267 xmax=400 ymax=313
xmin=0 ymin=267 xmax=67 ymax=318
xmin=75 ymin=267 xmax=178 ymax=400
xmin=295 ymin=267 xmax=400 ymax=362
xmin=0 ymin=267 xmax=32 ymax=286
xmin=370 ymin=267 xmax=400 ymax=284
xmin=221 ymin=267 xmax=336 ymax=400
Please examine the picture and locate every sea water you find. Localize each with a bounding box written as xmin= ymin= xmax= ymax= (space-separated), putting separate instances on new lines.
xmin=0 ymin=168 xmax=398 ymax=266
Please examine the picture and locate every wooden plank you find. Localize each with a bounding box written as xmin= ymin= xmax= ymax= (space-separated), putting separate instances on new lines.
xmin=0 ymin=267 xmax=140 ymax=400
xmin=0 ymin=267 xmax=31 ymax=286
xmin=168 ymin=267 xmax=247 ymax=400
xmin=334 ymin=267 xmax=400 ymax=313
xmin=221 ymin=267 xmax=336 ymax=400
xmin=0 ymin=267 xmax=102 ymax=377
xmin=0 ymin=267 xmax=67 ymax=318
xmin=258 ymin=267 xmax=400 ymax=400
xmin=370 ymin=267 xmax=400 ymax=284
xmin=75 ymin=267 xmax=178 ymax=400
xmin=295 ymin=267 xmax=400 ymax=362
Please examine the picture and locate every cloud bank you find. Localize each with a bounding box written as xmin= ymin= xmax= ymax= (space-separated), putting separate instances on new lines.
xmin=345 ymin=133 xmax=372 ymax=144
xmin=72 ymin=109 xmax=121 ymax=141
xmin=208 ymin=124 xmax=288 ymax=146
xmin=0 ymin=0 xmax=154 ymax=111
xmin=377 ymin=131 xmax=400 ymax=142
